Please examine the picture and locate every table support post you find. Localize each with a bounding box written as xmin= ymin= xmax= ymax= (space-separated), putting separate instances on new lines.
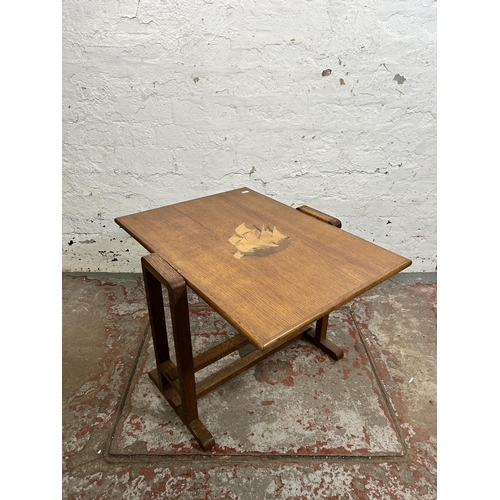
xmin=303 ymin=313 xmax=344 ymax=361
xmin=141 ymin=254 xmax=215 ymax=451
xmin=166 ymin=273 xmax=198 ymax=425
xmin=142 ymin=263 xmax=170 ymax=392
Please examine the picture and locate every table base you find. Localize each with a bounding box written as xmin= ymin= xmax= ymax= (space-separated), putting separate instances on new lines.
xmin=141 ymin=251 xmax=344 ymax=452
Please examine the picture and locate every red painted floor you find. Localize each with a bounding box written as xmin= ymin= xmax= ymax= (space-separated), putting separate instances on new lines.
xmin=63 ymin=272 xmax=436 ymax=499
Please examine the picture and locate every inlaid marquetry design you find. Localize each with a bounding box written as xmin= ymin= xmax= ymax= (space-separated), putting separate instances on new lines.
xmin=229 ymin=223 xmax=290 ymax=259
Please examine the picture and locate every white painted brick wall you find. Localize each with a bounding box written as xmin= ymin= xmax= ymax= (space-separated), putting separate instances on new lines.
xmin=62 ymin=0 xmax=436 ymax=273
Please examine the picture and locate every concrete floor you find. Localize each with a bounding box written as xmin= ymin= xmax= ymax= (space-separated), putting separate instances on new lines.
xmin=62 ymin=272 xmax=436 ymax=499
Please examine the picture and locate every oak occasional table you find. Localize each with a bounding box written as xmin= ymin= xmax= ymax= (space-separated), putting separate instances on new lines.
xmin=115 ymin=187 xmax=411 ymax=451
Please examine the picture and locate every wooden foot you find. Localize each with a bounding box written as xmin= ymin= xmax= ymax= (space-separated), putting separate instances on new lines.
xmin=303 ymin=314 xmax=344 ymax=361
xmin=149 ymin=368 xmax=215 ymax=451
xmin=303 ymin=331 xmax=344 ymax=360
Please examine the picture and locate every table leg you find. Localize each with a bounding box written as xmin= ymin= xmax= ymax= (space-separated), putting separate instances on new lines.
xmin=142 ymin=264 xmax=170 ymax=392
xmin=303 ymin=313 xmax=344 ymax=361
xmin=141 ymin=254 xmax=215 ymax=451
xmin=296 ymin=205 xmax=344 ymax=359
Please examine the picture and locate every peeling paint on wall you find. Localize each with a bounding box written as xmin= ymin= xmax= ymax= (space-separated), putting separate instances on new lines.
xmin=393 ymin=74 xmax=407 ymax=84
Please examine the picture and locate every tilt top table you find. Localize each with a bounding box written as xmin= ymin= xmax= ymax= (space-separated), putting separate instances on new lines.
xmin=115 ymin=187 xmax=411 ymax=450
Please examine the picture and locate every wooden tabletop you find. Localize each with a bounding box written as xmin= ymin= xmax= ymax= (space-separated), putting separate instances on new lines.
xmin=115 ymin=188 xmax=411 ymax=350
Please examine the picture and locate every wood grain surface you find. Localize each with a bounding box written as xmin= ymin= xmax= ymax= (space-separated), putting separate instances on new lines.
xmin=116 ymin=188 xmax=411 ymax=350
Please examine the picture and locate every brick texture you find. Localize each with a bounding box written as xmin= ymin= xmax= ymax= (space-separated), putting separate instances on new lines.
xmin=62 ymin=0 xmax=436 ymax=272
